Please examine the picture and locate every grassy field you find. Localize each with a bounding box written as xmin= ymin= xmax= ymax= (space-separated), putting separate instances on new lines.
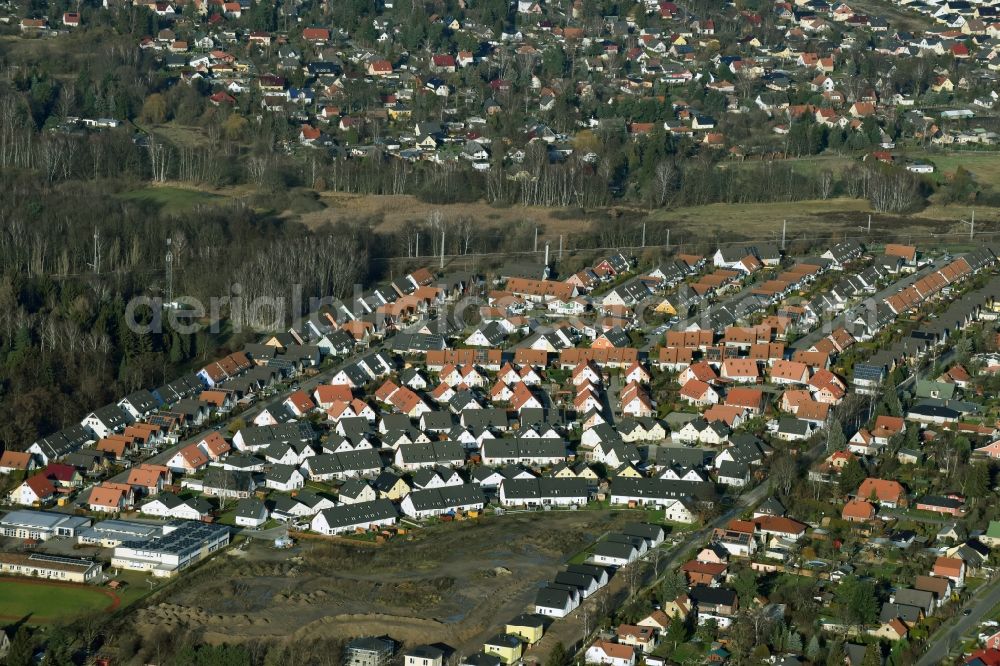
xmin=915 ymin=152 xmax=1000 ymax=185
xmin=118 ymin=186 xmax=225 ymax=214
xmin=649 ymin=197 xmax=870 ymax=226
xmin=0 ymin=578 xmax=117 ymax=623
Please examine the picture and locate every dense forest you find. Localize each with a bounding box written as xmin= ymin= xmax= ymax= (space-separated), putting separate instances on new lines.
xmin=0 ymin=169 xmax=371 ymax=451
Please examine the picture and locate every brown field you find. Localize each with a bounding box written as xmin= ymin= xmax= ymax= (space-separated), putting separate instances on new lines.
xmin=646 ymin=198 xmax=1000 ymax=246
xmin=128 ymin=148 xmax=1000 ymax=251
xmin=129 ymin=510 xmax=651 ymax=656
xmin=301 ymin=192 xmax=597 ymax=240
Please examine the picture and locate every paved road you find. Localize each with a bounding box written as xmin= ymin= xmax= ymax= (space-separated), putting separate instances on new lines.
xmin=918 ymin=576 xmax=1000 ymax=666
xmin=653 ymin=437 xmax=828 ymax=582
xmin=790 ymin=258 xmax=942 ymax=352
xmin=529 ymin=439 xmax=828 ymax=664
xmin=526 ymin=479 xmax=773 ymax=665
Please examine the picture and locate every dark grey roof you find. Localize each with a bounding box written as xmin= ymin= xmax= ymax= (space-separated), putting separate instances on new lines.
xmin=916 ymin=495 xmax=963 ymax=509
xmin=507 ymin=613 xmax=547 ymax=629
xmin=235 ymin=497 xmax=267 ymax=519
xmin=474 ymin=321 xmax=508 ymax=346
xmin=120 ymin=389 xmax=161 ymax=414
xmin=461 ymin=408 xmax=510 ymax=430
xmin=599 ymin=326 xmax=632 ymax=347
xmin=891 ymin=588 xmax=934 ymax=610
xmin=392 ymin=333 xmax=446 ymax=353
xmin=307 ymin=450 xmax=383 ymax=475
xmin=689 ymin=585 xmax=737 ymax=607
xmin=265 ymin=464 xmax=301 ymax=484
xmin=554 ymin=571 xmax=595 ymax=591
xmin=778 ymin=418 xmax=810 ymax=436
xmin=461 ymin=653 xmax=502 ymax=666
xmin=373 ymin=471 xmax=405 ymax=492
xmin=406 ymin=646 xmax=445 ymax=661
xmin=535 ymin=586 xmax=574 ymax=610
xmin=879 ymin=601 xmax=922 ymax=624
xmin=622 ymin=522 xmax=664 ymax=541
xmin=338 ymin=478 xmax=373 ymax=500
xmin=405 ymin=484 xmax=484 ymax=511
xmin=31 ymin=425 xmax=92 ymax=460
xmin=484 ymin=633 xmax=522 ymax=649
xmin=611 ymin=477 xmax=716 ymax=503
xmin=315 ymin=499 xmax=397 ymax=530
xmin=502 ymin=477 xmax=589 ymax=499
xmin=238 ymin=422 xmax=317 ymax=448
xmin=591 ymin=540 xmax=637 ymax=559
xmin=380 ymin=413 xmax=413 ymax=432
xmin=397 ymin=441 xmax=465 ymax=465
xmin=243 ymin=343 xmax=278 ymax=361
xmin=89 ymin=404 xmax=131 ymax=430
xmin=566 ymin=563 xmax=608 ymax=579
xmin=655 ymin=446 xmax=712 ymax=468
xmin=203 ymin=469 xmax=255 ymax=493
xmin=482 ymin=438 xmax=566 ymax=460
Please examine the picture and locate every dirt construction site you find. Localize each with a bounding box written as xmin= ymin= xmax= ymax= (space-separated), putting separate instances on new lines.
xmin=128 ymin=511 xmax=644 ymax=656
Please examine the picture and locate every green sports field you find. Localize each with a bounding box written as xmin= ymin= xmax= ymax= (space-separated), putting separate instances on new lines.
xmin=0 ymin=578 xmax=118 ymax=623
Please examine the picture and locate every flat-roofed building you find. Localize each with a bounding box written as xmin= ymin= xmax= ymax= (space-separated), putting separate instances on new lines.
xmin=0 ymin=552 xmax=102 ymax=583
xmin=111 ymin=521 xmax=229 ymax=577
xmin=77 ymin=519 xmax=165 ymax=548
xmin=0 ymin=510 xmax=91 ymax=541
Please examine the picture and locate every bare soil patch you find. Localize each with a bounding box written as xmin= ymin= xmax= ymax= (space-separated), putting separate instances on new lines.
xmin=129 ymin=511 xmax=643 ymax=655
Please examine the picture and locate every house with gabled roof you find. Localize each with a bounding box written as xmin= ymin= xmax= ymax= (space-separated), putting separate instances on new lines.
xmin=87 ymin=482 xmax=134 ymax=513
xmin=724 ymin=387 xmax=765 ymax=414
xmin=842 ymin=498 xmax=876 ymax=522
xmin=80 ymin=404 xmax=132 ymax=439
xmin=0 ymin=450 xmax=35 ymax=475
xmin=283 ymin=390 xmax=316 ymax=417
xmin=311 ymin=499 xmax=398 ymax=535
xmin=165 ymin=443 xmax=210 ymax=475
xmin=720 ymin=359 xmax=760 ymax=383
xmin=679 ymin=380 xmax=720 ymax=407
xmin=126 ymin=464 xmax=172 ymax=496
xmin=9 ymin=474 xmax=56 ymax=506
xmin=932 ymin=555 xmax=966 ymax=587
xmin=857 ymin=478 xmax=906 ymax=507
xmin=140 ymin=492 xmax=211 ymax=521
xmin=400 ymin=483 xmax=485 ymax=518
xmin=585 ymin=641 xmax=635 ymax=666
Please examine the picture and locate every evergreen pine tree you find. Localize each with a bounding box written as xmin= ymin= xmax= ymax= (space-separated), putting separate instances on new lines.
xmin=805 ymin=635 xmax=822 ymax=661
